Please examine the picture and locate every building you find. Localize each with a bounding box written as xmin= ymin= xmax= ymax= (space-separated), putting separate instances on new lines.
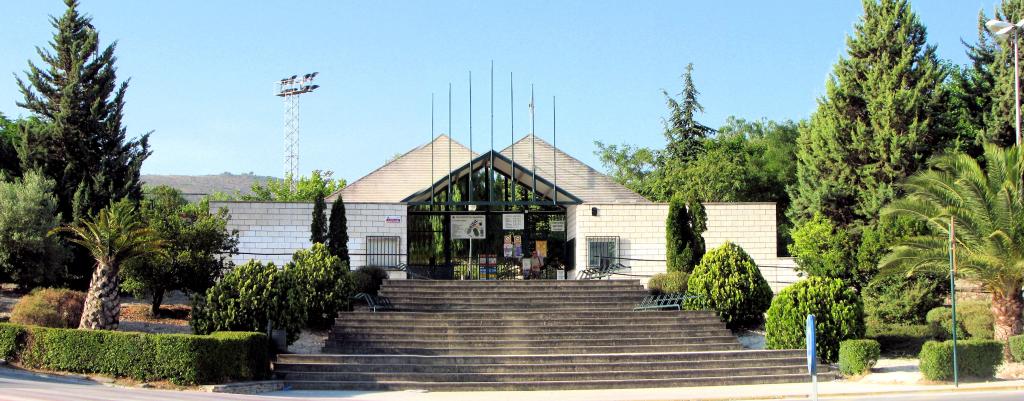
xmin=211 ymin=135 xmax=798 ymax=290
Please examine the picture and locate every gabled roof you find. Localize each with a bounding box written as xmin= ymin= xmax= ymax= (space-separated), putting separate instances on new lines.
xmin=330 ymin=134 xmax=650 ymax=204
xmin=498 ymin=135 xmax=650 ymax=204
xmin=328 ymin=134 xmax=476 ymax=202
xmin=402 ymin=150 xmax=583 ymax=205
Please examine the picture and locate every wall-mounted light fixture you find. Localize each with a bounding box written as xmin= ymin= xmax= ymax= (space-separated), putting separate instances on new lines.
xmin=591 ymin=207 xmax=599 ymax=216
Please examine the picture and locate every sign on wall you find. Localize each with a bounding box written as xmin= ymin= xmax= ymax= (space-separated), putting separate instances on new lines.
xmin=452 ymin=215 xmax=486 ymax=239
xmin=550 ymin=219 xmax=566 ymax=232
xmin=385 ymin=215 xmax=402 ymax=224
xmin=502 ymin=213 xmax=525 ymax=230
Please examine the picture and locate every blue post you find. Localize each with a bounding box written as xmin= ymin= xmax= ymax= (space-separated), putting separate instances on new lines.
xmin=806 ymin=314 xmax=817 ymax=401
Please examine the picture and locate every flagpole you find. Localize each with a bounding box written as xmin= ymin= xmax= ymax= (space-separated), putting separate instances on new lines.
xmin=950 ymin=216 xmax=959 ymax=388
xmin=552 ymin=96 xmax=557 ymax=206
xmin=469 ymin=71 xmax=473 ymax=205
xmin=510 ymin=73 xmax=515 ymax=207
xmin=448 ymin=84 xmax=453 ymax=207
xmin=489 ymin=61 xmax=495 ymax=205
xmin=431 ymin=93 xmax=435 ymax=207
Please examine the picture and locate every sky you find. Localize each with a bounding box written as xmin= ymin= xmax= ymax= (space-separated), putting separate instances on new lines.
xmin=0 ymin=1 xmax=1003 ymax=183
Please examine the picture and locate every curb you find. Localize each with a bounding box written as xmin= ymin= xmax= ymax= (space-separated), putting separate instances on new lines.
xmin=641 ymin=382 xmax=1024 ymax=401
xmin=203 ymin=380 xmax=284 ymax=394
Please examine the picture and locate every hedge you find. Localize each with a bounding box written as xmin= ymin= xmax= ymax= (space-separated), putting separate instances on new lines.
xmin=926 ymin=303 xmax=994 ymax=340
xmin=919 ymin=340 xmax=1003 ymax=381
xmin=838 ymin=339 xmax=880 ymax=376
xmin=765 ymin=276 xmax=864 ymax=363
xmin=0 ymin=323 xmax=268 ymax=385
xmin=1011 ymin=334 xmax=1024 ymax=362
xmin=685 ymin=242 xmax=773 ymax=329
xmin=866 ymin=320 xmax=938 ymax=356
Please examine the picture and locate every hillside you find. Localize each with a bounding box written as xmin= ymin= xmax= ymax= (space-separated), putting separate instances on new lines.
xmin=141 ymin=173 xmax=277 ymax=196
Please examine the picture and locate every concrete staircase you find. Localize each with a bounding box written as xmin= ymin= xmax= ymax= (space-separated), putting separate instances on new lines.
xmin=274 ymin=279 xmax=827 ymax=391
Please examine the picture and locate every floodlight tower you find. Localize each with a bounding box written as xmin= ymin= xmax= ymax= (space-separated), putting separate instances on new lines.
xmin=276 ymin=72 xmax=320 ymax=180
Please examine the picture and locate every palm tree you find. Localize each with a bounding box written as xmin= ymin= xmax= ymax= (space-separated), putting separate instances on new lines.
xmin=881 ymin=144 xmax=1024 ymax=356
xmin=50 ymin=201 xmax=163 ymax=330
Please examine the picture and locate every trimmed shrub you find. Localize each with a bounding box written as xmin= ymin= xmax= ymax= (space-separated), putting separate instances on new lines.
xmin=10 ymin=288 xmax=85 ymax=328
xmin=838 ymin=339 xmax=880 ymax=376
xmin=351 ymin=265 xmax=389 ymax=296
xmin=1 ymin=323 xmax=267 ymax=384
xmin=684 ymin=242 xmax=772 ymax=330
xmin=666 ymin=198 xmax=698 ymax=273
xmin=919 ymin=340 xmax=1003 ymax=381
xmin=765 ymin=276 xmax=865 ymax=363
xmin=287 ymin=244 xmax=354 ymax=329
xmin=1010 ymin=334 xmax=1024 ymax=362
xmin=647 ymin=271 xmax=690 ymax=295
xmin=191 ymin=260 xmax=305 ymax=344
xmin=926 ymin=302 xmax=994 ymax=340
xmin=0 ymin=323 xmax=27 ymax=359
xmin=866 ymin=320 xmax=939 ymax=356
xmin=788 ymin=214 xmax=855 ymax=283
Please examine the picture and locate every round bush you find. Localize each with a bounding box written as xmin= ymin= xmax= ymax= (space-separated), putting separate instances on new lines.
xmin=190 ymin=260 xmax=305 ymax=344
xmin=919 ymin=340 xmax=1003 ymax=381
xmin=287 ymin=244 xmax=354 ymax=329
xmin=351 ymin=265 xmax=388 ymax=296
xmin=1010 ymin=334 xmax=1024 ymax=362
xmin=838 ymin=339 xmax=880 ymax=376
xmin=926 ymin=302 xmax=994 ymax=340
xmin=647 ymin=271 xmax=690 ymax=295
xmin=684 ymin=242 xmax=772 ymax=329
xmin=10 ymin=288 xmax=85 ymax=328
xmin=765 ymin=276 xmax=865 ymax=363
xmin=863 ymin=273 xmax=945 ymax=325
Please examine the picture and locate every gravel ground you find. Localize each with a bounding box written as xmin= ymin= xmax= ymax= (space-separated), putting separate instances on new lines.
xmin=737 ymin=329 xmax=766 ymax=349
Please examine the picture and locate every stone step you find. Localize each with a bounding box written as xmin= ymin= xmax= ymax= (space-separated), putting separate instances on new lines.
xmin=380 ymin=294 xmax=647 ymax=303
xmin=332 ymin=322 xmax=725 ymax=334
xmin=275 ymin=364 xmax=811 ymax=382
xmin=276 ymin=349 xmax=807 ymax=365
xmin=383 ymin=279 xmax=642 ymax=287
xmin=334 ymin=318 xmax=724 ymax=329
xmin=379 ymin=289 xmax=649 ymax=297
xmin=332 ymin=327 xmax=732 ymax=340
xmin=392 ymin=302 xmax=639 ymax=311
xmin=324 ymin=342 xmax=744 ymax=355
xmin=330 ymin=335 xmax=739 ymax=349
xmin=274 ymin=356 xmax=805 ymax=373
xmin=339 ymin=310 xmax=717 ymax=320
xmin=280 ymin=373 xmax=831 ymax=391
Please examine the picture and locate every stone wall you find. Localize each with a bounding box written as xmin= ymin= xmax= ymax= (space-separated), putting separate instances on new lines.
xmin=210 ymin=201 xmax=407 ymax=268
xmin=566 ymin=203 xmax=670 ymax=282
xmin=703 ymin=202 xmax=800 ymax=292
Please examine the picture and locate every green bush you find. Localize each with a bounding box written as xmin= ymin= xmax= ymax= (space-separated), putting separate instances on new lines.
xmin=10 ymin=288 xmax=85 ymax=328
xmin=919 ymin=340 xmax=1003 ymax=381
xmin=684 ymin=242 xmax=772 ymax=329
xmin=351 ymin=265 xmax=389 ymax=296
xmin=0 ymin=323 xmax=27 ymax=359
xmin=1010 ymin=335 xmax=1024 ymax=362
xmin=926 ymin=302 xmax=994 ymax=340
xmin=838 ymin=339 xmax=881 ymax=376
xmin=287 ymin=244 xmax=353 ymax=329
xmin=647 ymin=271 xmax=690 ymax=295
xmin=863 ymin=273 xmax=945 ymax=325
xmin=191 ymin=260 xmax=305 ymax=344
xmin=765 ymin=276 xmax=865 ymax=363
xmin=788 ymin=214 xmax=855 ymax=283
xmin=866 ymin=319 xmax=939 ymax=356
xmin=666 ymin=198 xmax=699 ymax=273
xmin=0 ymin=171 xmax=67 ymax=289
xmin=1 ymin=323 xmax=267 ymax=384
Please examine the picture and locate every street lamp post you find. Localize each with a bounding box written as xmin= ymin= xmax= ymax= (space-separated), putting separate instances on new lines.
xmin=986 ymin=19 xmax=1024 ymax=146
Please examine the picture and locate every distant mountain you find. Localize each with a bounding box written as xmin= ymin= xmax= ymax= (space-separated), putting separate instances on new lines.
xmin=141 ymin=173 xmax=277 ymax=196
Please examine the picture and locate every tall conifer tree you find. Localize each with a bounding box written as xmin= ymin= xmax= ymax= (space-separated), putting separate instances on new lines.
xmin=15 ymin=0 xmax=151 ymax=286
xmin=662 ymin=63 xmax=713 ymax=164
xmin=327 ymin=198 xmax=349 ymax=265
xmin=789 ymin=0 xmax=951 ymax=227
xmin=310 ymin=191 xmax=327 ymax=244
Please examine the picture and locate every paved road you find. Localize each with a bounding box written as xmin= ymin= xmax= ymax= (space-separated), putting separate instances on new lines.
xmin=773 ymin=390 xmax=1024 ymax=401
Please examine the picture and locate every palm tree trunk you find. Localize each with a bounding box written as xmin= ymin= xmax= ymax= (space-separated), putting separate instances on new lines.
xmin=79 ymin=261 xmax=121 ymax=330
xmin=991 ymin=287 xmax=1024 ymax=359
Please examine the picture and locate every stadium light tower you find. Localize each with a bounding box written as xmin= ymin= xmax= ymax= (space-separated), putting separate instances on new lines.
xmin=276 ymin=72 xmax=320 ymax=180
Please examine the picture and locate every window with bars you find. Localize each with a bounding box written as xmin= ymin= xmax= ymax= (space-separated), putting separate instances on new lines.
xmin=366 ymin=236 xmax=401 ymax=267
xmin=586 ymin=236 xmax=619 ymax=268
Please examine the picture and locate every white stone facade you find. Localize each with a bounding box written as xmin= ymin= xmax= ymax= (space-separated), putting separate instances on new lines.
xmin=703 ymin=202 xmax=799 ymax=292
xmin=210 ymin=201 xmax=407 ymax=268
xmin=566 ymin=203 xmax=670 ymax=282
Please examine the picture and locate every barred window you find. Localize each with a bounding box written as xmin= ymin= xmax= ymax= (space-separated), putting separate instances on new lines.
xmin=586 ymin=236 xmax=619 ymax=268
xmin=366 ymin=236 xmax=400 ymax=267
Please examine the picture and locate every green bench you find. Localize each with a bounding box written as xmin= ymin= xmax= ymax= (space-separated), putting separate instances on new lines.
xmin=352 ymin=293 xmax=394 ymax=312
xmin=579 ymin=263 xmax=629 ymax=280
xmin=633 ymin=293 xmax=698 ymax=311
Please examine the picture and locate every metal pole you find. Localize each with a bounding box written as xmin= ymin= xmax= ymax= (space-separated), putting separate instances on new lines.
xmin=510 ymin=73 xmax=516 ymax=207
xmin=448 ymin=84 xmax=453 ymax=207
xmin=490 ymin=61 xmax=495 ymax=204
xmin=1016 ymin=30 xmax=1021 ymax=146
xmin=431 ymin=94 xmax=435 ymax=207
xmin=469 ymin=71 xmax=473 ymax=204
xmin=531 ymin=85 xmax=536 ymax=202
xmin=553 ymin=96 xmax=557 ymax=206
xmin=950 ymin=216 xmax=959 ymax=388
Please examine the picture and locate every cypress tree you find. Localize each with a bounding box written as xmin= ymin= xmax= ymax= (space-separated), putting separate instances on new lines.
xmin=666 ymin=197 xmax=695 ymax=273
xmin=15 ymin=0 xmax=151 ymax=287
xmin=662 ymin=63 xmax=713 ymax=163
xmin=789 ymin=0 xmax=951 ymax=228
xmin=327 ymin=197 xmax=349 ymax=265
xmin=310 ymin=191 xmax=327 ymax=244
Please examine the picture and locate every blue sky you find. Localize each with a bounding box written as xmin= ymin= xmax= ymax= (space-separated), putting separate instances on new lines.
xmin=0 ymin=1 xmax=998 ymax=182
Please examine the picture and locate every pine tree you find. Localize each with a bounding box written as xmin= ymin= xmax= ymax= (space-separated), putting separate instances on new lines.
xmin=15 ymin=1 xmax=151 ymax=287
xmin=662 ymin=63 xmax=713 ymax=163
xmin=327 ymin=197 xmax=349 ymax=265
xmin=310 ymin=191 xmax=327 ymax=244
xmin=959 ymin=2 xmax=1024 ymax=148
xmin=789 ymin=0 xmax=951 ymax=228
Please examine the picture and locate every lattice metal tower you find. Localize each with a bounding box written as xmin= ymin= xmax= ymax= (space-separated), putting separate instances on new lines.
xmin=276 ymin=72 xmax=320 ymax=179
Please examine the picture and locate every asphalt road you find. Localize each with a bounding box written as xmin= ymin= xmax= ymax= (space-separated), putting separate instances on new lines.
xmin=774 ymin=390 xmax=1024 ymax=401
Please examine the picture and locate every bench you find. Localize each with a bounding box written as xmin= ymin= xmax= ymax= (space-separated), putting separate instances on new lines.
xmin=579 ymin=262 xmax=629 ymax=280
xmin=352 ymin=293 xmax=394 ymax=312
xmin=633 ymin=293 xmax=698 ymax=311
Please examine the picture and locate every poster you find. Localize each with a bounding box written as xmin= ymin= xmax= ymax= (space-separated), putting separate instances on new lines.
xmin=451 ymin=215 xmax=486 ymax=239
xmin=550 ymin=219 xmax=565 ymax=232
xmin=502 ymin=214 xmax=525 ymax=230
xmin=503 ymin=235 xmax=513 ymax=257
xmin=513 ymin=235 xmax=523 ymax=258
xmin=536 ymin=240 xmax=548 ymax=258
